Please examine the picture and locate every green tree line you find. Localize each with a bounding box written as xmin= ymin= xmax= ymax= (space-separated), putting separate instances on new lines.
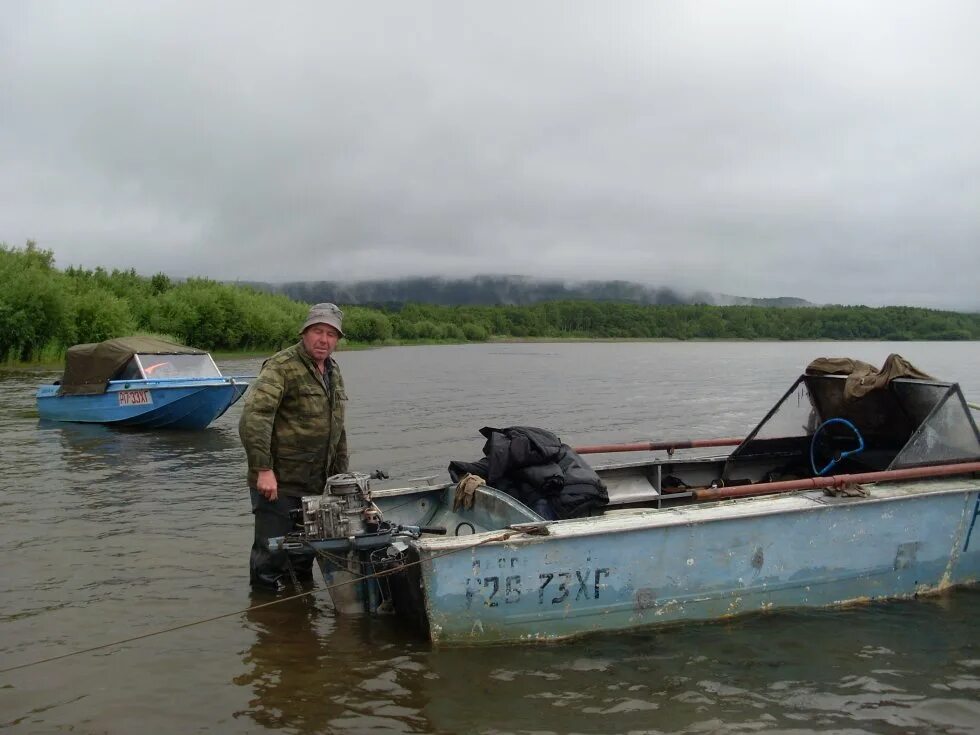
xmin=381 ymin=301 xmax=978 ymax=342
xmin=2 ymin=242 xmax=977 ymax=362
xmin=1 ymin=242 xmax=308 ymax=361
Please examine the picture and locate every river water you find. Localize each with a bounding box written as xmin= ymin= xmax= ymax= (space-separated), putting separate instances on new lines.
xmin=1 ymin=341 xmax=979 ymax=734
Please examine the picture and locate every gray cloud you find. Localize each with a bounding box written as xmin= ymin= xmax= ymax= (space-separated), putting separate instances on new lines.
xmin=2 ymin=1 xmax=978 ymax=308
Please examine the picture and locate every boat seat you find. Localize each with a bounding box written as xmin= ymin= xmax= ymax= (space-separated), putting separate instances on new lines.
xmin=603 ymin=468 xmax=662 ymax=506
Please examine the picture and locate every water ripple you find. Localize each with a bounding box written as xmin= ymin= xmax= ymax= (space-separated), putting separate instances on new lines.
xmin=1 ymin=343 xmax=979 ymax=734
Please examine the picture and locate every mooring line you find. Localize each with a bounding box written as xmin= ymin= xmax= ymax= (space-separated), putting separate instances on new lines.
xmin=0 ymin=529 xmax=520 ymax=676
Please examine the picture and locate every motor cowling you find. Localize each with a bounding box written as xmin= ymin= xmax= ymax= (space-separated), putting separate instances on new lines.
xmin=302 ymin=471 xmax=379 ymax=540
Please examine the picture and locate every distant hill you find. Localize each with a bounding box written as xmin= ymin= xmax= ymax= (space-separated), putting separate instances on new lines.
xmin=239 ymin=276 xmax=814 ymax=308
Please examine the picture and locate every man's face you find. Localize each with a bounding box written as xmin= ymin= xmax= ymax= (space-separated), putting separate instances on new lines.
xmin=302 ymin=323 xmax=341 ymax=363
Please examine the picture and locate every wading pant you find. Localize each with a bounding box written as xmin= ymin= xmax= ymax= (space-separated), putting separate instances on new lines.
xmin=249 ymin=490 xmax=316 ymax=590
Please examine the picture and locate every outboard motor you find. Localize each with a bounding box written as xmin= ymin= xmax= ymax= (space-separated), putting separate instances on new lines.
xmin=303 ymin=471 xmax=380 ymax=540
xmin=269 ymin=472 xmax=445 ymax=615
xmin=299 ymin=472 xmax=386 ymax=614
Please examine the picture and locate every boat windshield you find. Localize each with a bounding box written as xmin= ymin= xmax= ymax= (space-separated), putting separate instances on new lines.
xmin=723 ymin=374 xmax=980 ymax=478
xmin=132 ymin=353 xmax=222 ymax=379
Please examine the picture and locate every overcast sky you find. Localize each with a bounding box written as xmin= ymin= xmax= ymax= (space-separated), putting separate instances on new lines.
xmin=2 ymin=2 xmax=978 ymax=309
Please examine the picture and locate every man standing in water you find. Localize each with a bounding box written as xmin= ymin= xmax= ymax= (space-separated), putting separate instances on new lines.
xmin=239 ymin=303 xmax=349 ymax=591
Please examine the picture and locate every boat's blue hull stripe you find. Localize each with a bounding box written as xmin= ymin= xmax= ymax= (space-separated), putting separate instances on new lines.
xmin=419 ymin=489 xmax=980 ymax=643
xmin=36 ymin=380 xmax=246 ymax=430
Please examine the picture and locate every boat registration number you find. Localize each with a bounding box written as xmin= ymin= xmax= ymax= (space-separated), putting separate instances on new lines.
xmin=118 ymin=389 xmax=153 ymax=406
xmin=466 ymin=558 xmax=611 ymax=608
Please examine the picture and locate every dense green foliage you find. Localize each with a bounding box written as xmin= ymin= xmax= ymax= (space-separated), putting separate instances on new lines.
xmin=1 ymin=242 xmax=306 ymax=361
xmin=1 ymin=242 xmax=977 ymax=362
xmin=394 ymin=301 xmax=979 ymax=342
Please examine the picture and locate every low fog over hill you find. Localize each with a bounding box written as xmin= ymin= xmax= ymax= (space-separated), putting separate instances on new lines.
xmin=242 ymin=276 xmax=814 ymax=308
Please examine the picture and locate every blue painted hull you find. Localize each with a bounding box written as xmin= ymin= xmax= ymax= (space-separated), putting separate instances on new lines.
xmin=36 ymin=378 xmax=247 ymax=430
xmin=413 ymin=482 xmax=980 ymax=644
xmin=286 ymin=368 xmax=980 ymax=645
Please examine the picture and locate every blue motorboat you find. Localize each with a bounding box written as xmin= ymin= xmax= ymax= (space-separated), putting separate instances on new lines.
xmin=270 ymin=355 xmax=980 ymax=644
xmin=36 ymin=336 xmax=249 ymax=430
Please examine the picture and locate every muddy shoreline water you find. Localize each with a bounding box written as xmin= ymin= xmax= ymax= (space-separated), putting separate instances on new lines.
xmin=2 ymin=341 xmax=978 ymax=734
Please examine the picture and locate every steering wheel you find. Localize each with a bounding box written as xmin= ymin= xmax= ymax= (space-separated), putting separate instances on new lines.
xmin=810 ymin=418 xmax=865 ymax=476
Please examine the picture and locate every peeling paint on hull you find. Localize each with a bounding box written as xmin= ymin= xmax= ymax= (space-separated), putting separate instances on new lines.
xmin=414 ymin=483 xmax=980 ymax=644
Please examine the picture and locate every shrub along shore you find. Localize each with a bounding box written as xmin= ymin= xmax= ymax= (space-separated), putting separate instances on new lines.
xmin=3 ymin=242 xmax=978 ymax=366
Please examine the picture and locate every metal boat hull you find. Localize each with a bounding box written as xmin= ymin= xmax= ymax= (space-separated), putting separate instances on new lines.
xmin=279 ymin=365 xmax=980 ymax=645
xmin=36 ymin=378 xmax=247 ymax=429
xmin=409 ymin=480 xmax=980 ymax=644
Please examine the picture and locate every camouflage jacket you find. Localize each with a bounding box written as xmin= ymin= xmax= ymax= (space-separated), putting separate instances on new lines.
xmin=239 ymin=342 xmax=349 ymax=497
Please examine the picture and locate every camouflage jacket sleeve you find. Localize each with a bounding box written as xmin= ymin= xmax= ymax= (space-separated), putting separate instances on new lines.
xmin=330 ymin=425 xmax=349 ymax=475
xmin=238 ymin=360 xmax=286 ymax=471
xmin=327 ymin=360 xmax=350 ymax=475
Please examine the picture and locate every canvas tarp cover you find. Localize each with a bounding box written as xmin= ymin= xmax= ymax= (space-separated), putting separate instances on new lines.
xmin=59 ymin=337 xmax=206 ymax=395
xmin=805 ymin=353 xmax=935 ymax=401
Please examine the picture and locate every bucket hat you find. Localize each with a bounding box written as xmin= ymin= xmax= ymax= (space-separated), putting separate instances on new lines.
xmin=300 ymin=302 xmax=345 ymax=336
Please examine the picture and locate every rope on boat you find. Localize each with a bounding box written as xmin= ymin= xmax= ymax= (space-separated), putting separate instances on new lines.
xmin=0 ymin=528 xmax=525 ymax=676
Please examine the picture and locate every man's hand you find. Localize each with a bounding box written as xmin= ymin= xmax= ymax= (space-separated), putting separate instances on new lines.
xmin=256 ymin=469 xmax=278 ymax=501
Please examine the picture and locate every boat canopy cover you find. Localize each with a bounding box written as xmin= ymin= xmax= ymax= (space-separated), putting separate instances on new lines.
xmin=805 ymin=353 xmax=934 ymax=400
xmin=59 ymin=337 xmax=206 ymax=395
